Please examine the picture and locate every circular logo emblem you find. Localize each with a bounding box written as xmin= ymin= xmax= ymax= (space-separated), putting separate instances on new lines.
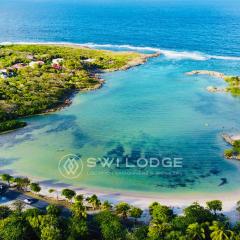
xmin=58 ymin=154 xmax=83 ymax=179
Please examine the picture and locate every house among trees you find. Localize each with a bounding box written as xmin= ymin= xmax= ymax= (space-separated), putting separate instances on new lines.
xmin=52 ymin=58 xmax=63 ymax=70
xmin=82 ymin=58 xmax=95 ymax=63
xmin=11 ymin=63 xmax=27 ymax=70
xmin=29 ymin=60 xmax=45 ymax=68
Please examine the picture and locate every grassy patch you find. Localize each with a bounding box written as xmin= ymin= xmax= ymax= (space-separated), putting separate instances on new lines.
xmin=224 ymin=76 xmax=240 ymax=96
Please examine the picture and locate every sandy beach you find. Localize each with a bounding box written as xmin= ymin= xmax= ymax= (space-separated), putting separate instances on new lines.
xmin=1 ymin=43 xmax=239 ymax=224
xmin=2 ymin=167 xmax=239 ymax=222
xmin=35 ymin=180 xmax=240 ymax=223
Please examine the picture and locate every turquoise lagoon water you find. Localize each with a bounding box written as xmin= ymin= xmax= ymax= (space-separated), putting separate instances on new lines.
xmin=1 ymin=0 xmax=240 ymax=194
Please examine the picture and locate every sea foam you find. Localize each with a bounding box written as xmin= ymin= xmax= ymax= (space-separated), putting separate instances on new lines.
xmin=1 ymin=41 xmax=240 ymax=61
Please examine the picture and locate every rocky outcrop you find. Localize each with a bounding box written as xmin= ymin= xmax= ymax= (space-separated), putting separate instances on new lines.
xmin=186 ymin=70 xmax=226 ymax=79
xmin=206 ymin=86 xmax=226 ymax=93
xmin=222 ymin=134 xmax=236 ymax=145
xmin=222 ymin=134 xmax=240 ymax=160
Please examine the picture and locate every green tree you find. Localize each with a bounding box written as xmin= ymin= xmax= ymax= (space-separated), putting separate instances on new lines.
xmin=39 ymin=214 xmax=63 ymax=240
xmin=206 ymin=200 xmax=222 ymax=215
xmin=151 ymin=204 xmax=174 ymax=223
xmin=129 ymin=207 xmax=143 ymax=222
xmin=30 ymin=182 xmax=41 ymax=194
xmin=101 ymin=200 xmax=112 ymax=211
xmin=210 ymin=221 xmax=235 ymax=240
xmin=67 ymin=217 xmax=88 ymax=239
xmin=0 ymin=215 xmax=34 ymax=240
xmin=165 ymin=231 xmax=187 ymax=240
xmin=61 ymin=189 xmax=76 ymax=202
xmin=14 ymin=177 xmax=30 ymax=191
xmin=184 ymin=202 xmax=214 ymax=224
xmin=1 ymin=174 xmax=14 ymax=186
xmin=86 ymin=194 xmax=101 ymax=210
xmin=149 ymin=202 xmax=159 ymax=216
xmin=49 ymin=188 xmax=58 ymax=200
xmin=0 ymin=206 xmax=12 ymax=219
xmin=41 ymin=225 xmax=62 ymax=240
xmin=171 ymin=215 xmax=189 ymax=231
xmin=24 ymin=208 xmax=42 ymax=218
xmin=74 ymin=194 xmax=84 ymax=203
xmin=148 ymin=221 xmax=172 ymax=240
xmin=95 ymin=211 xmax=126 ymax=240
xmin=70 ymin=202 xmax=87 ymax=219
xmin=186 ymin=222 xmax=206 ymax=240
xmin=115 ymin=202 xmax=131 ymax=219
xmin=46 ymin=205 xmax=61 ymax=217
xmin=224 ymin=149 xmax=234 ymax=158
xmin=126 ymin=226 xmax=148 ymax=240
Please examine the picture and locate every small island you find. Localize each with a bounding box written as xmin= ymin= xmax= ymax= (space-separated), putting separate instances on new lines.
xmin=186 ymin=70 xmax=240 ymax=95
xmin=0 ymin=44 xmax=157 ymax=133
xmin=222 ymin=134 xmax=240 ymax=160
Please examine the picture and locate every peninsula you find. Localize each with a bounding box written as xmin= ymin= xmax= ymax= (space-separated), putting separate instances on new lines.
xmin=0 ymin=44 xmax=157 ymax=133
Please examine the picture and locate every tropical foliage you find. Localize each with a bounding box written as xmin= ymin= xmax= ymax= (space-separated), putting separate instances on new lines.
xmin=1 ymin=174 xmax=240 ymax=239
xmin=0 ymin=44 xmax=141 ymax=132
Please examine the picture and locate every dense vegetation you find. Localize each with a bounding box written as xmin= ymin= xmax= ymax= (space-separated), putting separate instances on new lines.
xmin=224 ymin=140 xmax=240 ymax=159
xmin=224 ymin=76 xmax=240 ymax=96
xmin=1 ymin=174 xmax=240 ymax=240
xmin=0 ymin=44 xmax=141 ymax=133
xmin=0 ymin=119 xmax=26 ymax=133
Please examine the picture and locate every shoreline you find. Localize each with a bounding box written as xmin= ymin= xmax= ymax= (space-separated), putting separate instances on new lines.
xmin=38 ymin=183 xmax=240 ymax=223
xmin=186 ymin=70 xmax=240 ymax=95
xmin=20 ymin=176 xmax=240 ymax=222
xmin=1 ymin=168 xmax=239 ymax=222
xmin=186 ymin=70 xmax=228 ymax=93
xmin=0 ymin=43 xmax=160 ymax=134
xmin=1 ymin=44 xmax=240 ymax=222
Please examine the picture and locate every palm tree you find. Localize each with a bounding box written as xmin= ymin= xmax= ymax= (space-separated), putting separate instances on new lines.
xmin=1 ymin=174 xmax=14 ymax=186
xmin=48 ymin=189 xmax=58 ymax=200
xmin=187 ymin=223 xmax=206 ymax=240
xmin=74 ymin=194 xmax=84 ymax=204
xmin=71 ymin=202 xmax=87 ymax=219
xmin=61 ymin=189 xmax=76 ymax=203
xmin=101 ymin=200 xmax=112 ymax=211
xmin=210 ymin=221 xmax=235 ymax=240
xmin=115 ymin=202 xmax=130 ymax=219
xmin=86 ymin=194 xmax=101 ymax=210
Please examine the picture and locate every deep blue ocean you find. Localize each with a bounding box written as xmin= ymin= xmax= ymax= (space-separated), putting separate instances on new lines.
xmin=1 ymin=0 xmax=240 ymax=56
xmin=1 ymin=0 xmax=240 ymax=194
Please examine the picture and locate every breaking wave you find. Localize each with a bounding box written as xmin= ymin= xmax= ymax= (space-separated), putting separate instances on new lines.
xmin=2 ymin=41 xmax=240 ymax=61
